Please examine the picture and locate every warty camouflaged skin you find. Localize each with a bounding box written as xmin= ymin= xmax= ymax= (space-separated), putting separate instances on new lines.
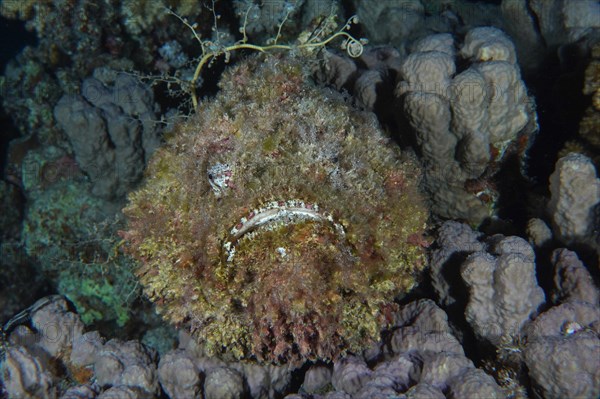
xmin=121 ymin=54 xmax=428 ymax=364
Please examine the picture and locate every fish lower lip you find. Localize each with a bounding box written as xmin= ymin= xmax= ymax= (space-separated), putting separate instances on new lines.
xmin=222 ymin=200 xmax=346 ymax=263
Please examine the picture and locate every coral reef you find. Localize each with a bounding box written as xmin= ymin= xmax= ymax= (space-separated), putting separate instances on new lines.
xmin=19 ymin=146 xmax=139 ymax=327
xmin=203 ymin=367 xmax=246 ymax=399
xmin=352 ymin=0 xmax=502 ymax=54
xmin=92 ymin=339 xmax=159 ymax=395
xmin=525 ymin=153 xmax=600 ymax=268
xmin=548 ymin=153 xmax=600 ymax=249
xmin=352 ymin=0 xmax=426 ymax=49
xmin=122 ymin=54 xmax=429 ymax=364
xmin=0 ymin=297 xmax=258 ymax=398
xmin=0 ymin=1 xmax=133 ymax=148
xmin=432 ymin=220 xmax=600 ymax=398
xmin=54 ymin=73 xmax=161 ymax=199
xmin=2 ymin=1 xmax=600 ymax=398
xmin=499 ymin=0 xmax=546 ymax=70
xmin=233 ymin=0 xmax=301 ymax=38
xmin=461 ymin=235 xmax=546 ymax=345
xmin=524 ymin=286 xmax=600 ymax=399
xmin=157 ymin=350 xmax=203 ymax=398
xmin=429 ymin=220 xmax=484 ymax=307
xmin=501 ymin=0 xmax=600 ymax=70
xmin=396 ymin=28 xmax=535 ymax=224
xmin=583 ymin=42 xmax=600 ymax=112
xmin=561 ymin=41 xmax=600 ymax=163
xmin=377 ymin=300 xmax=489 ymax=399
xmin=1 ymin=46 xmax=66 ymax=147
xmin=232 ymin=0 xmax=340 ymax=41
xmin=431 ymin=222 xmax=546 ymax=344
xmin=1 ymin=295 xmax=510 ymax=399
xmin=524 ymin=0 xmax=599 ymax=48
xmin=0 ymin=0 xmax=208 ymax=157
xmin=318 ymin=28 xmax=537 ymax=225
xmin=1 ymin=296 xmax=160 ymax=399
xmin=1 ymin=252 xmax=595 ymax=398
xmin=0 ymin=0 xmax=190 ymax=333
xmin=551 ymin=248 xmax=599 ymax=306
xmin=301 ymin=365 xmax=332 ymax=394
xmin=526 ymin=217 xmax=553 ymax=248
xmin=315 ymin=46 xmax=402 ymax=114
xmin=0 ymin=177 xmax=47 ymax=324
xmin=2 ymin=296 xmax=84 ymax=399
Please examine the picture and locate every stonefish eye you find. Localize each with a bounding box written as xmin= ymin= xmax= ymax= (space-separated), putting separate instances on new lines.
xmin=207 ymin=163 xmax=232 ymax=197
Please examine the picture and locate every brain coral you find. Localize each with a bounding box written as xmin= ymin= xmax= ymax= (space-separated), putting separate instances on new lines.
xmin=122 ymin=54 xmax=428 ymax=364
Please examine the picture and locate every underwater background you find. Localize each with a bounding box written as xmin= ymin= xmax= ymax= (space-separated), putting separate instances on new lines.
xmin=0 ymin=0 xmax=599 ymax=398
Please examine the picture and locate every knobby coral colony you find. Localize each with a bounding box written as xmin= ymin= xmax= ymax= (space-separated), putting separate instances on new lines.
xmin=122 ymin=54 xmax=428 ymax=364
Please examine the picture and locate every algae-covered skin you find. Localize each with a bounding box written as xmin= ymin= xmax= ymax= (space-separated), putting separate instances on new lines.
xmin=122 ymin=54 xmax=428 ymax=364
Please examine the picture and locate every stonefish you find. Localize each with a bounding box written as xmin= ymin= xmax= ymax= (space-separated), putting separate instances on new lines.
xmin=122 ymin=54 xmax=428 ymax=364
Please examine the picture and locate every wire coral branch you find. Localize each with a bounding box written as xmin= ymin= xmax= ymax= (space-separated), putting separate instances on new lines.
xmin=167 ymin=5 xmax=366 ymax=110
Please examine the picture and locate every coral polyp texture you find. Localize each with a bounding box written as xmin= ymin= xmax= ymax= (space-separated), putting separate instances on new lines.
xmin=122 ymin=54 xmax=428 ymax=364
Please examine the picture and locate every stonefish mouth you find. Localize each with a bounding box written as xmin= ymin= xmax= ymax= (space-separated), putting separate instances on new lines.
xmin=223 ymin=199 xmax=346 ymax=263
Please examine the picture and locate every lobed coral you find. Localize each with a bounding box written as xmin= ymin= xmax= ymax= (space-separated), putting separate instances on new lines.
xmin=460 ymin=235 xmax=546 ymax=345
xmin=524 ymin=300 xmax=600 ymax=399
xmin=431 ymin=220 xmax=600 ymax=398
xmin=315 ymin=46 xmax=402 ymax=114
xmin=0 ymin=0 xmax=135 ymax=149
xmin=322 ymin=299 xmax=505 ymax=398
xmin=318 ymin=28 xmax=538 ymax=225
xmin=53 ymin=73 xmax=161 ymax=200
xmin=352 ymin=0 xmax=425 ymax=49
xmin=2 ymin=295 xmax=511 ymax=398
xmin=501 ymin=0 xmax=600 ymax=71
xmin=121 ymin=54 xmax=428 ymax=364
xmin=563 ymin=41 xmax=600 ymax=162
xmin=548 ymin=153 xmax=600 ymax=247
xmin=1 ymin=296 xmax=162 ymax=399
xmin=395 ymin=28 xmax=536 ymax=225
